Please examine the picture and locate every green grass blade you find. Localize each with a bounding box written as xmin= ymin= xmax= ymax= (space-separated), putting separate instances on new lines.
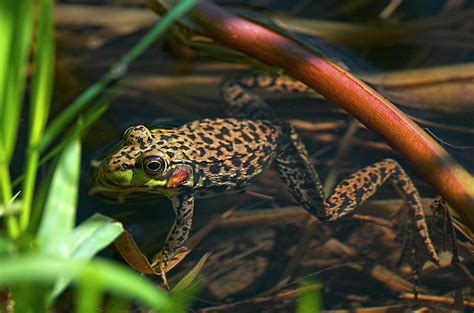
xmin=11 ymin=90 xmax=113 ymax=189
xmin=38 ymin=90 xmax=114 ymax=168
xmin=0 ymin=1 xmax=13 ymax=103
xmin=39 ymin=0 xmax=197 ymax=151
xmin=296 ymin=283 xmax=322 ymax=313
xmin=0 ymin=236 xmax=14 ymax=255
xmin=0 ymin=255 xmax=174 ymax=312
xmin=0 ymin=191 xmax=22 ymax=218
xmin=0 ymin=0 xmax=33 ymax=238
xmin=39 ymin=75 xmax=114 ymax=152
xmin=36 ymin=138 xmax=81 ymax=257
xmin=20 ymin=0 xmax=55 ymax=233
xmin=22 ymin=96 xmax=111 ymax=235
xmin=0 ymin=0 xmax=32 ymax=163
xmin=75 ymin=268 xmax=103 ymax=313
xmin=171 ymin=252 xmax=209 ymax=294
xmin=51 ymin=213 xmax=123 ymax=298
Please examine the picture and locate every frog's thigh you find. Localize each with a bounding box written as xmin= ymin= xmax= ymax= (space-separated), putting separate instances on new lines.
xmin=275 ymin=126 xmax=326 ymax=215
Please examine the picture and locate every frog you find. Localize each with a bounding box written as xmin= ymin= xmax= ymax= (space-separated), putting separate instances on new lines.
xmin=93 ymin=72 xmax=440 ymax=287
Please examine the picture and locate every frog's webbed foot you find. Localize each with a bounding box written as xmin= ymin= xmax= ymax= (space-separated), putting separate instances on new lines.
xmin=151 ymin=250 xmax=171 ymax=289
xmin=151 ymin=194 xmax=194 ymax=288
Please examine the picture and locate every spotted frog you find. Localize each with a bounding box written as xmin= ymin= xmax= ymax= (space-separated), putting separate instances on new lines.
xmin=93 ymin=73 xmax=439 ymax=286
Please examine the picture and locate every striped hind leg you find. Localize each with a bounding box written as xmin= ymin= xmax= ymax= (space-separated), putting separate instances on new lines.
xmin=276 ymin=126 xmax=440 ymax=265
xmin=221 ymin=72 xmax=311 ymax=120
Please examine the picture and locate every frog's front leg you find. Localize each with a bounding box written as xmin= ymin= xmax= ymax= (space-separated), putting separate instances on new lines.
xmin=151 ymin=194 xmax=194 ymax=287
xmin=276 ymin=126 xmax=440 ymax=265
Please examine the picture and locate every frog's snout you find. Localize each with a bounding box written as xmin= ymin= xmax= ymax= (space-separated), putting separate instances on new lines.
xmin=98 ymin=163 xmax=133 ymax=186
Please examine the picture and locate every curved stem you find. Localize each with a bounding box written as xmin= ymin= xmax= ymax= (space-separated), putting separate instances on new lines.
xmin=153 ymin=0 xmax=474 ymax=229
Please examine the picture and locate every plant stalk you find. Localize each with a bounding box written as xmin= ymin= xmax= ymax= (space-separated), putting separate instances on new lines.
xmin=153 ymin=0 xmax=474 ymax=229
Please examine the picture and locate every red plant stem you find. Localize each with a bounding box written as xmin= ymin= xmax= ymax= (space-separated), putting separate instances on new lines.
xmin=163 ymin=1 xmax=474 ymax=229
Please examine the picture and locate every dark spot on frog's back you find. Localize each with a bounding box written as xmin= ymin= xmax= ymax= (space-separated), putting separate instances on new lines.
xmin=241 ymin=132 xmax=252 ymax=142
xmin=209 ymin=163 xmax=220 ymax=174
xmin=246 ymin=165 xmax=255 ymax=175
xmin=220 ymin=126 xmax=230 ymax=135
xmin=214 ymin=132 xmax=224 ymax=140
xmin=258 ymin=123 xmax=269 ymax=132
xmin=198 ymin=147 xmax=206 ymax=157
xmin=199 ymin=133 xmax=213 ymax=144
xmin=248 ymin=123 xmax=257 ymax=132
xmin=231 ymin=158 xmax=241 ymax=167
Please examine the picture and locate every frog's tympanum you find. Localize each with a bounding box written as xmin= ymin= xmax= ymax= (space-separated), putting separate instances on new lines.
xmin=93 ymin=73 xmax=440 ymax=286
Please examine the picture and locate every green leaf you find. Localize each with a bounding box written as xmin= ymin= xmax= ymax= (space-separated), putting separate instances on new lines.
xmin=0 ymin=0 xmax=32 ymax=164
xmin=0 ymin=255 xmax=174 ymax=312
xmin=36 ymin=139 xmax=81 ymax=256
xmin=171 ymin=252 xmax=210 ymax=294
xmin=70 ymin=214 xmax=123 ymax=259
xmin=0 ymin=190 xmax=22 ymax=217
xmin=296 ymin=282 xmax=322 ymax=313
xmin=51 ymin=213 xmax=123 ymax=298
xmin=0 ymin=0 xmax=33 ymax=239
xmin=0 ymin=236 xmax=14 ymax=255
xmin=169 ymin=252 xmax=209 ymax=313
xmin=75 ymin=267 xmax=103 ymax=313
xmin=20 ymin=0 xmax=55 ymax=231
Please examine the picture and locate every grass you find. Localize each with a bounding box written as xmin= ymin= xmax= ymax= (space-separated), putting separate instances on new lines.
xmin=0 ymin=0 xmax=197 ymax=312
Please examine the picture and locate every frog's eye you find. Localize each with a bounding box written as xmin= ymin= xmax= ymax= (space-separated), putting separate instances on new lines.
xmin=142 ymin=156 xmax=167 ymax=176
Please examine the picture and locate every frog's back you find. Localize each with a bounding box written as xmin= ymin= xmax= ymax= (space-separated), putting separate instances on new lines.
xmin=159 ymin=118 xmax=280 ymax=194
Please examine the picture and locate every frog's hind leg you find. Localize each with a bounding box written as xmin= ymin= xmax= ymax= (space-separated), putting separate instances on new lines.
xmin=221 ymin=72 xmax=311 ymax=120
xmin=275 ymin=127 xmax=440 ymax=265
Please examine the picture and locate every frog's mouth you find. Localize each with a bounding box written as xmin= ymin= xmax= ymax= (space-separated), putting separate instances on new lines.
xmin=89 ymin=159 xmax=192 ymax=202
xmin=90 ymin=166 xmax=162 ymax=202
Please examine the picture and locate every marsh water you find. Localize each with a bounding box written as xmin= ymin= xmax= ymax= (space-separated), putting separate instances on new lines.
xmin=52 ymin=0 xmax=474 ymax=311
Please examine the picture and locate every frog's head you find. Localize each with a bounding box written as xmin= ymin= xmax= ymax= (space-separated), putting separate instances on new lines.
xmin=91 ymin=125 xmax=193 ymax=200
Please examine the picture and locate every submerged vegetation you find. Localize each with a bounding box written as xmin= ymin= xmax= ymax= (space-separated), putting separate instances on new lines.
xmin=1 ymin=0 xmax=473 ymax=312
